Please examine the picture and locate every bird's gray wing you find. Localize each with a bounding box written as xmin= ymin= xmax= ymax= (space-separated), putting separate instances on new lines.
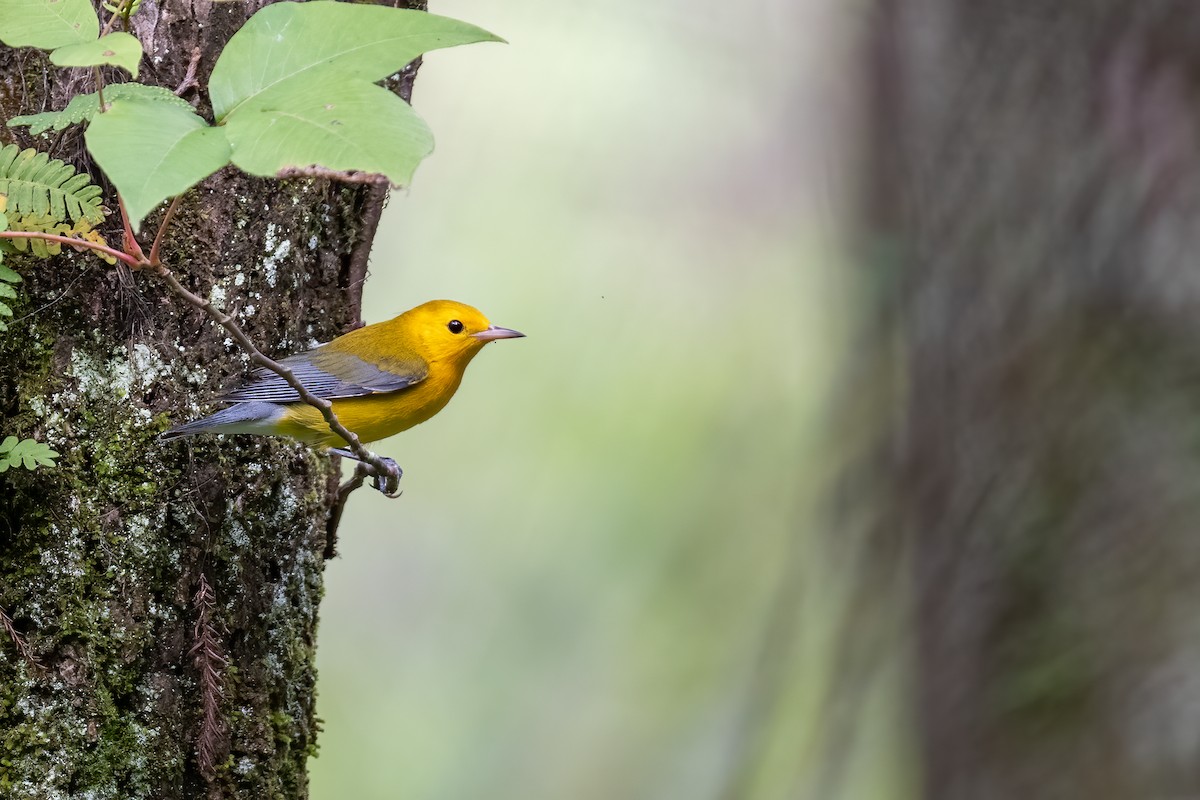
xmin=221 ymin=347 xmax=428 ymax=403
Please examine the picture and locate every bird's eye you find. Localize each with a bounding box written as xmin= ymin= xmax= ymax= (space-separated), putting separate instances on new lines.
xmin=447 ymin=319 xmax=464 ymax=334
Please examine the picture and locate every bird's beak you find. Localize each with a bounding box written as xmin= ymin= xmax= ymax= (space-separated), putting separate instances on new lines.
xmin=472 ymin=325 xmax=525 ymax=342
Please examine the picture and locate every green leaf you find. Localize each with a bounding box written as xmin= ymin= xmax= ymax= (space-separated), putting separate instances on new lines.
xmin=209 ymin=3 xmax=501 ymax=121
xmin=0 ymin=265 xmax=19 ymax=283
xmin=8 ymin=83 xmax=193 ymax=135
xmin=227 ymin=81 xmax=432 ymax=185
xmin=208 ymin=1 xmax=499 ymax=185
xmin=85 ymin=98 xmax=231 ymax=231
xmin=50 ymin=32 xmax=143 ymax=78
xmin=0 ymin=0 xmax=99 ymax=49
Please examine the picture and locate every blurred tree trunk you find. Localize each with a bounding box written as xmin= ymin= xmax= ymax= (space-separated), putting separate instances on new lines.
xmin=866 ymin=2 xmax=1200 ymax=798
xmin=0 ymin=1 xmax=420 ymax=797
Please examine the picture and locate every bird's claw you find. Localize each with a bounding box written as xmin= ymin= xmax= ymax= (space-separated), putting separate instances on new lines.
xmin=328 ymin=448 xmax=403 ymax=498
xmin=371 ymin=457 xmax=403 ymax=498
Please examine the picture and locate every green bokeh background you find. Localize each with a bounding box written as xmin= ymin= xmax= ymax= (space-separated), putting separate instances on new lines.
xmin=309 ymin=2 xmax=888 ymax=797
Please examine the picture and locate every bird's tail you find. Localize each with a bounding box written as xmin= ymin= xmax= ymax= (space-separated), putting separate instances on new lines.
xmin=159 ymin=402 xmax=287 ymax=441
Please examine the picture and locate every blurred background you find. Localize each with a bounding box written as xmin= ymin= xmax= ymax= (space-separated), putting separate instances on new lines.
xmin=309 ymin=1 xmax=1200 ymax=797
xmin=309 ymin=1 xmax=888 ymax=798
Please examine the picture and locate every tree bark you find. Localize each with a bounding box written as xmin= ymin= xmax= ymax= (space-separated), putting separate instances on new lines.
xmin=865 ymin=2 xmax=1200 ymax=798
xmin=0 ymin=1 xmax=419 ymax=796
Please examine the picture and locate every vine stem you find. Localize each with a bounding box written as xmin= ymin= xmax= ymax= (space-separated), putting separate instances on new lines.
xmin=117 ymin=195 xmax=148 ymax=261
xmin=149 ymin=195 xmax=183 ymax=265
xmin=0 ymin=231 xmax=140 ymax=267
xmin=100 ymin=0 xmax=128 ymax=37
xmin=95 ymin=68 xmax=106 ymax=113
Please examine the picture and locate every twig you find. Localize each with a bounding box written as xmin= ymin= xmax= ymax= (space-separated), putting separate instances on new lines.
xmin=100 ymin=0 xmax=128 ymax=37
xmin=174 ymin=48 xmax=203 ymax=97
xmin=326 ymin=462 xmax=370 ymax=558
xmin=149 ymin=195 xmax=183 ymax=265
xmin=93 ymin=66 xmax=106 ymax=113
xmin=151 ymin=263 xmax=402 ymax=495
xmin=190 ymin=573 xmax=226 ymax=783
xmin=9 ymin=266 xmax=90 ymax=326
xmin=276 ymin=166 xmax=393 ymax=185
xmin=0 ymin=605 xmax=43 ymax=673
xmin=0 ymin=231 xmax=140 ymax=267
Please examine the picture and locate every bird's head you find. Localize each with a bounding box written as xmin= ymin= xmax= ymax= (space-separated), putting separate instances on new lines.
xmin=400 ymin=299 xmax=524 ymax=364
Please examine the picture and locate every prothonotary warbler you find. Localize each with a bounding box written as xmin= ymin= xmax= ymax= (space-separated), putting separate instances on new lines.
xmin=162 ymin=299 xmax=523 ymax=450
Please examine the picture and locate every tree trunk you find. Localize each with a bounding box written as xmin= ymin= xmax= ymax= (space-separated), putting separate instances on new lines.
xmin=0 ymin=1 xmax=420 ymax=796
xmin=866 ymin=2 xmax=1200 ymax=798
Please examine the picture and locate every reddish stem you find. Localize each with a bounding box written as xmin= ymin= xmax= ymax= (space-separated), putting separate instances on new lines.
xmin=117 ymin=195 xmax=148 ymax=262
xmin=0 ymin=231 xmax=143 ymax=267
xmin=149 ymin=195 xmax=183 ymax=266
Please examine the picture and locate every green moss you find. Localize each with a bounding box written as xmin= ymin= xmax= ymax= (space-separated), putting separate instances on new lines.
xmin=1 ymin=264 xmax=337 ymax=797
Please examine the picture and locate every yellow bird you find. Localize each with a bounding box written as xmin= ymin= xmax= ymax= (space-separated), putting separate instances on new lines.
xmin=162 ymin=299 xmax=523 ymax=450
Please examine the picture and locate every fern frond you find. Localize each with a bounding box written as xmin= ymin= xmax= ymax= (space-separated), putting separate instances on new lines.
xmin=0 ymin=246 xmax=17 ymax=330
xmin=0 ymin=145 xmax=105 ymax=225
xmin=0 ymin=436 xmax=58 ymax=472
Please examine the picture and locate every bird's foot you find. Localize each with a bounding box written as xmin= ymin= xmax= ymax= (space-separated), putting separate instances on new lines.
xmin=370 ymin=457 xmax=402 ymax=497
xmin=328 ymin=448 xmax=403 ymax=498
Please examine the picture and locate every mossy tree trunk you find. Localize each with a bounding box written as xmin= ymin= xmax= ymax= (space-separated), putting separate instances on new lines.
xmin=0 ymin=1 xmax=421 ymax=797
xmin=864 ymin=2 xmax=1200 ymax=798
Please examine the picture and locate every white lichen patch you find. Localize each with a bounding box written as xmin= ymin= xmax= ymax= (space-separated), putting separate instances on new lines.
xmin=261 ymin=234 xmax=290 ymax=289
xmin=226 ymin=519 xmax=251 ymax=549
xmin=26 ymin=342 xmax=204 ymax=451
xmin=64 ymin=345 xmax=175 ymax=423
xmin=38 ymin=525 xmax=87 ymax=580
xmin=209 ymin=283 xmax=227 ymax=310
xmin=272 ymin=486 xmax=300 ymax=520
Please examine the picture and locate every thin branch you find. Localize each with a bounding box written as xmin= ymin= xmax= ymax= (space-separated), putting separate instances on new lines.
xmin=100 ymin=0 xmax=128 ymax=37
xmin=326 ymin=462 xmax=371 ymax=558
xmin=0 ymin=605 xmax=43 ymax=673
xmin=276 ymin=166 xmax=393 ymax=185
xmin=174 ymin=47 xmax=203 ymax=97
xmin=152 ymin=263 xmax=402 ymax=496
xmin=149 ymin=195 xmax=184 ymax=265
xmin=0 ymin=231 xmax=142 ymax=267
xmin=93 ymin=66 xmax=106 ymax=112
xmin=9 ymin=266 xmax=90 ymax=326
